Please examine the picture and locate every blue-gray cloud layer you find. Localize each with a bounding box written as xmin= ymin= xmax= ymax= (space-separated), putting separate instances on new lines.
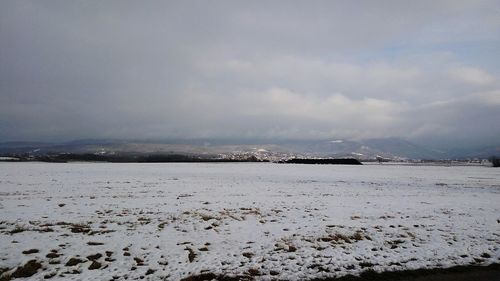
xmin=1 ymin=1 xmax=499 ymax=146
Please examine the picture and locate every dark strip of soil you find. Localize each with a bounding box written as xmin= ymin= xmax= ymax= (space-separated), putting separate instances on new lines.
xmin=311 ymin=263 xmax=500 ymax=281
xmin=181 ymin=264 xmax=500 ymax=281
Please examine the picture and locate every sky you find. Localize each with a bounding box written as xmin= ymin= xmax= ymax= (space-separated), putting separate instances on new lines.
xmin=1 ymin=0 xmax=499 ymax=147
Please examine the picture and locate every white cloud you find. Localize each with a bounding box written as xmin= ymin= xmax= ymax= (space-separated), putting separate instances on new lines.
xmin=0 ymin=0 xmax=499 ymax=146
xmin=449 ymin=66 xmax=496 ymax=85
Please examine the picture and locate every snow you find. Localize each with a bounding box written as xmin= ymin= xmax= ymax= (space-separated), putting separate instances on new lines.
xmin=0 ymin=162 xmax=499 ymax=280
xmin=0 ymin=157 xmax=19 ymax=161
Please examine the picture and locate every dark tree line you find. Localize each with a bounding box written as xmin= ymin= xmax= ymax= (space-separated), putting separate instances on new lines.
xmin=282 ymin=158 xmax=362 ymax=165
xmin=489 ymin=156 xmax=500 ymax=167
xmin=26 ymin=153 xmax=268 ymax=163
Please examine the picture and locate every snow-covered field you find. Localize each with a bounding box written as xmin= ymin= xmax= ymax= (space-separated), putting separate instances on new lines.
xmin=0 ymin=162 xmax=499 ymax=280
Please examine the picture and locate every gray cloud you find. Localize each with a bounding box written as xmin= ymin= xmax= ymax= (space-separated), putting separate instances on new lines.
xmin=1 ymin=0 xmax=499 ymax=147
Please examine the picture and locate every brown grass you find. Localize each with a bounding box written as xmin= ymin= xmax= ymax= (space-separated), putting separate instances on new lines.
xmin=21 ymin=249 xmax=39 ymax=255
xmin=11 ymin=260 xmax=42 ymax=278
xmin=186 ymin=248 xmax=196 ymax=263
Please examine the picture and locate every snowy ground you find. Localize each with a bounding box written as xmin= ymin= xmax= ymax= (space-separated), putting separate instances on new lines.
xmin=0 ymin=162 xmax=499 ymax=280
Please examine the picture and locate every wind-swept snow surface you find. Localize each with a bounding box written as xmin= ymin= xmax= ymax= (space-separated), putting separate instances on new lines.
xmin=0 ymin=163 xmax=499 ymax=280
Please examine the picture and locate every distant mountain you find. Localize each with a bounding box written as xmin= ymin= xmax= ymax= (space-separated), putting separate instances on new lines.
xmin=1 ymin=138 xmax=498 ymax=160
xmin=361 ymin=138 xmax=445 ymax=159
xmin=443 ymin=145 xmax=500 ymax=159
xmin=278 ymin=138 xmax=444 ymax=160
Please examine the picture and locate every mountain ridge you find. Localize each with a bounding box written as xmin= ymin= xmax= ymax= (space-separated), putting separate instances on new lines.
xmin=0 ymin=138 xmax=498 ymax=160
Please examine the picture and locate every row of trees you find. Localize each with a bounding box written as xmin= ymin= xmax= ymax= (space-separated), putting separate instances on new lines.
xmin=489 ymin=156 xmax=500 ymax=167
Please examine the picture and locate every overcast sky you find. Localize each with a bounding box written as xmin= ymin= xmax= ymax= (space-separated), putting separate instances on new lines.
xmin=1 ymin=1 xmax=499 ymax=147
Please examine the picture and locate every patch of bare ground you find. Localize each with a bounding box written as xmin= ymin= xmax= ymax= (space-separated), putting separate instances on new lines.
xmin=186 ymin=247 xmax=197 ymax=262
xmin=180 ymin=273 xmax=254 ymax=281
xmin=86 ymin=253 xmax=102 ymax=260
xmin=317 ymin=230 xmax=368 ymax=244
xmin=69 ymin=223 xmax=91 ymax=233
xmin=179 ymin=264 xmax=500 ymax=281
xmin=0 ymin=260 xmax=42 ymax=281
xmin=88 ymin=261 xmax=101 ymax=270
xmin=21 ymin=249 xmax=39 ymax=254
xmin=308 ymin=264 xmax=500 ymax=281
xmin=65 ymin=257 xmax=85 ymax=266
xmin=7 ymin=225 xmax=53 ymax=234
xmin=46 ymin=252 xmax=61 ymax=259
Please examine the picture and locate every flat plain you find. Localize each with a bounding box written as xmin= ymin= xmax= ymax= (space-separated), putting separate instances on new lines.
xmin=0 ymin=162 xmax=499 ymax=280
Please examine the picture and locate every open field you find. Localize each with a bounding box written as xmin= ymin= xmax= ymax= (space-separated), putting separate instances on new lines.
xmin=0 ymin=163 xmax=499 ymax=280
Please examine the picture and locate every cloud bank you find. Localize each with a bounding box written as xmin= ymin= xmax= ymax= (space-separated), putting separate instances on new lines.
xmin=1 ymin=1 xmax=499 ymax=147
